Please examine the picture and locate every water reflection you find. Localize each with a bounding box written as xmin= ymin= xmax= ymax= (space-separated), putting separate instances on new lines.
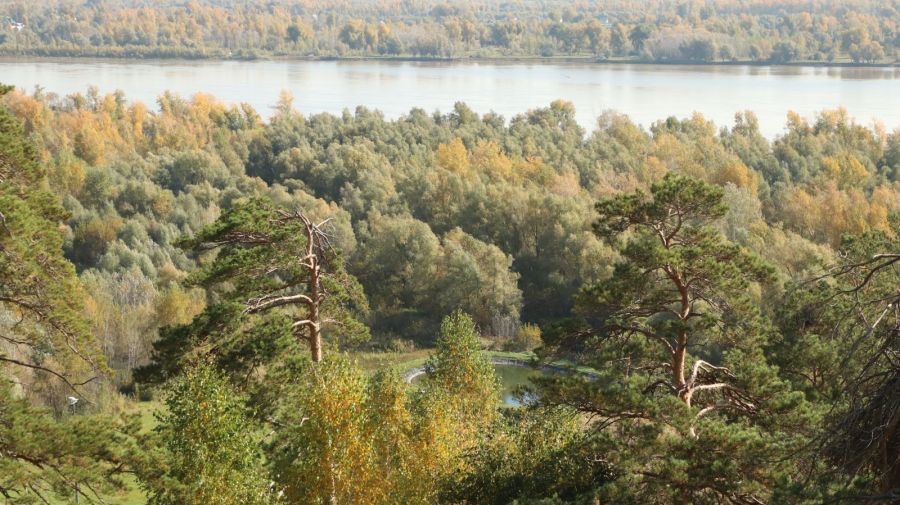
xmin=2 ymin=58 xmax=898 ymax=137
xmin=410 ymin=364 xmax=543 ymax=407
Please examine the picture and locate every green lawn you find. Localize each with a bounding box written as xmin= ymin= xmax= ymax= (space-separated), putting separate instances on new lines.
xmin=41 ymin=400 xmax=159 ymax=505
xmin=108 ymin=400 xmax=160 ymax=504
xmin=352 ymin=348 xmax=433 ymax=373
xmin=103 ymin=475 xmax=147 ymax=505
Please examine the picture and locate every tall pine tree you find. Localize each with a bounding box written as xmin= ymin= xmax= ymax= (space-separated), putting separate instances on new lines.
xmin=537 ymin=174 xmax=814 ymax=504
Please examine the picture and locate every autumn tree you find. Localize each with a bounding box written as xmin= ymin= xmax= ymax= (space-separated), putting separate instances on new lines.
xmin=266 ymin=356 xmax=380 ymax=504
xmin=448 ymin=407 xmax=612 ymax=504
xmin=265 ymin=312 xmax=499 ymax=505
xmin=420 ymin=310 xmax=499 ymax=426
xmin=407 ymin=311 xmax=501 ymax=502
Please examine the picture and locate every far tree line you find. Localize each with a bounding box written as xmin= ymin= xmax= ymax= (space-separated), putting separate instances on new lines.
xmin=1 ymin=0 xmax=897 ymax=63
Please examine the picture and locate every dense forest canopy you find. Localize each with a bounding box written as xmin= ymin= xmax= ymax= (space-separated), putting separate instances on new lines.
xmin=2 ymin=83 xmax=899 ymax=371
xmin=1 ymin=0 xmax=898 ymax=62
xmin=1 ymin=74 xmax=900 ymax=502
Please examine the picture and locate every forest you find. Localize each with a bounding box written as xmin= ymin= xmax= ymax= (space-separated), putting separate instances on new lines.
xmin=1 ymin=76 xmax=900 ymax=504
xmin=0 ymin=0 xmax=898 ymax=63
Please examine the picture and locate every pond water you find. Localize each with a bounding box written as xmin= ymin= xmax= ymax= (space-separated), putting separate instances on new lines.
xmin=493 ymin=364 xmax=542 ymax=407
xmin=411 ymin=364 xmax=543 ymax=407
xmin=3 ymin=58 xmax=900 ymax=137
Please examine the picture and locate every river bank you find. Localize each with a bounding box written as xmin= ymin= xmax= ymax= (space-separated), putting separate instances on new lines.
xmin=1 ymin=51 xmax=898 ymax=68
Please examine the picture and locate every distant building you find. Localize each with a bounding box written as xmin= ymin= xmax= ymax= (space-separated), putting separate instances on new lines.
xmin=4 ymin=16 xmax=25 ymax=31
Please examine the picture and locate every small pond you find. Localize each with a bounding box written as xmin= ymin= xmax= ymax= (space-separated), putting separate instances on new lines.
xmin=410 ymin=364 xmax=546 ymax=407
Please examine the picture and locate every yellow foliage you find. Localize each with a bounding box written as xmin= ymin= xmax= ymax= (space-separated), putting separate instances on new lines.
xmin=278 ymin=360 xmax=383 ymax=505
xmin=152 ymin=191 xmax=174 ymax=218
xmin=781 ymin=187 xmax=818 ymax=239
xmin=51 ymin=155 xmax=87 ymax=196
xmin=638 ymin=156 xmax=668 ymax=184
xmin=687 ymin=111 xmax=717 ymax=137
xmin=100 ymin=94 xmax=119 ymax=117
xmin=817 ymin=183 xmax=867 ymax=245
xmin=713 ymin=161 xmax=759 ymax=194
xmin=73 ymin=121 xmax=107 ymax=165
xmin=127 ymin=102 xmax=149 ymax=148
xmin=157 ymin=262 xmax=186 ymax=286
xmin=821 ymin=153 xmax=869 ymax=189
xmin=786 ymin=110 xmax=806 ymax=131
xmin=867 ymin=202 xmax=890 ymax=234
xmin=870 ymin=185 xmax=900 ymax=213
xmin=817 ymin=107 xmax=850 ymax=131
xmin=0 ymin=90 xmax=45 ymax=134
xmin=435 ymin=137 xmax=471 ymax=177
xmin=155 ymin=287 xmax=205 ymax=327
xmin=516 ymin=323 xmax=542 ymax=351
xmin=515 ymin=156 xmax=553 ymax=185
xmin=470 ymin=140 xmax=514 ymax=181
xmin=651 ymin=133 xmax=706 ymax=179
xmin=550 ymin=171 xmax=582 ymax=197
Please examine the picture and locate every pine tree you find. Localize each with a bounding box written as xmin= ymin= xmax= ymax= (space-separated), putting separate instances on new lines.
xmin=135 ymin=197 xmax=369 ymax=387
xmin=537 ymin=174 xmax=813 ymax=504
xmin=0 ymin=82 xmax=124 ymax=503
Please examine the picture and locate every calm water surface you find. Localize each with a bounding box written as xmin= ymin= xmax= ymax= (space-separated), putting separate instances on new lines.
xmin=412 ymin=364 xmax=540 ymax=407
xmin=3 ymin=58 xmax=899 ymax=137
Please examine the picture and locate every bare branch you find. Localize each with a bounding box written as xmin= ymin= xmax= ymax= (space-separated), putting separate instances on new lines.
xmin=0 ymin=355 xmax=98 ymax=402
xmin=244 ymin=293 xmax=314 ymax=313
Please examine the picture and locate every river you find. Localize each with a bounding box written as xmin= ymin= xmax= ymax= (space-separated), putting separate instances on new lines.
xmin=3 ymin=58 xmax=899 ymax=137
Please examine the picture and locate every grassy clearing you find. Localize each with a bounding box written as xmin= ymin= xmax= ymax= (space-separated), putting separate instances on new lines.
xmin=131 ymin=399 xmax=161 ymax=433
xmin=44 ymin=400 xmax=159 ymax=504
xmin=111 ymin=400 xmax=160 ymax=504
xmin=352 ymin=348 xmax=433 ymax=373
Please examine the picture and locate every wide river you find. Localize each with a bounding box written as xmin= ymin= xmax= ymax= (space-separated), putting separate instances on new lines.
xmin=3 ymin=58 xmax=900 ymax=137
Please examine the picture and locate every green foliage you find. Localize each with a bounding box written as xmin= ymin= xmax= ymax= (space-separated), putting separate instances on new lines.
xmin=450 ymin=407 xmax=612 ymax=504
xmin=0 ymin=381 xmax=131 ymax=503
xmin=136 ymin=196 xmax=368 ymax=387
xmin=772 ymin=222 xmax=900 ymax=497
xmin=537 ymin=175 xmax=813 ymax=503
xmin=0 ymin=82 xmax=129 ymax=502
xmin=422 ymin=310 xmax=499 ymax=414
xmin=5 ymin=79 xmax=900 ymax=502
xmin=185 ymin=197 xmax=369 ymax=344
xmin=354 ymin=214 xmax=522 ymax=341
xmin=135 ymin=301 xmax=293 ymax=387
xmin=137 ymin=362 xmax=274 ymax=505
xmin=579 ymin=174 xmax=774 ymax=361
xmin=0 ymin=82 xmax=103 ymax=384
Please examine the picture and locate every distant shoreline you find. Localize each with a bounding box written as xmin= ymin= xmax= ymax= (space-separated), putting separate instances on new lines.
xmin=1 ymin=53 xmax=898 ymax=68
